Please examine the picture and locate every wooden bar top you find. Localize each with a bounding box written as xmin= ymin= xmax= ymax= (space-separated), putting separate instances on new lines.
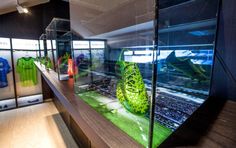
xmin=34 ymin=62 xmax=142 ymax=148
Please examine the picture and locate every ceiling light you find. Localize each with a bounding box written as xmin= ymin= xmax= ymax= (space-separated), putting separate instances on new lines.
xmin=23 ymin=8 xmax=29 ymax=13
xmin=16 ymin=0 xmax=29 ymax=14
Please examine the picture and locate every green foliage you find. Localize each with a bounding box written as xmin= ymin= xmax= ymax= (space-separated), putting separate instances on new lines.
xmin=116 ymin=49 xmax=149 ymax=114
xmin=40 ymin=56 xmax=53 ymax=69
xmin=59 ymin=52 xmax=70 ymax=68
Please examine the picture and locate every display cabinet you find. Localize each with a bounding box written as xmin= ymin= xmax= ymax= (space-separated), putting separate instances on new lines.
xmin=152 ymin=0 xmax=220 ymax=146
xmin=70 ymin=0 xmax=220 ymax=147
xmin=0 ymin=37 xmax=16 ymax=111
xmin=46 ymin=18 xmax=72 ymax=80
xmin=38 ymin=33 xmax=53 ymax=70
xmin=12 ymin=38 xmax=43 ymax=107
xmin=45 ymin=36 xmax=55 ymax=70
xmin=72 ymin=39 xmax=107 ymax=88
xmin=39 ymin=34 xmax=46 ymax=58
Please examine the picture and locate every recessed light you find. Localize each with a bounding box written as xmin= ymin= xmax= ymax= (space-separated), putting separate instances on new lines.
xmin=16 ymin=0 xmax=29 ymax=14
xmin=23 ymin=8 xmax=29 ymax=13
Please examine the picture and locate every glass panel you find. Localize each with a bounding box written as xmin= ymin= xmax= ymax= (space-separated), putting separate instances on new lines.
xmin=12 ymin=38 xmax=43 ymax=107
xmin=0 ymin=37 xmax=11 ymax=49
xmin=57 ymin=38 xmax=72 ymax=80
xmin=38 ymin=34 xmax=48 ymax=68
xmin=43 ymin=32 xmax=56 ymax=71
xmin=73 ymin=40 xmax=92 ymax=88
xmin=0 ymin=37 xmax=16 ymax=111
xmin=152 ymin=0 xmax=220 ymax=147
xmin=0 ymin=50 xmax=15 ymax=100
xmin=45 ymin=40 xmax=54 ymax=69
xmin=12 ymin=38 xmax=39 ymax=50
xmin=46 ymin=18 xmax=71 ymax=80
xmin=71 ymin=0 xmax=155 ymax=147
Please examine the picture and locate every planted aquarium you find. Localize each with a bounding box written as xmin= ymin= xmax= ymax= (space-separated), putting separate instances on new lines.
xmin=70 ymin=0 xmax=220 ymax=147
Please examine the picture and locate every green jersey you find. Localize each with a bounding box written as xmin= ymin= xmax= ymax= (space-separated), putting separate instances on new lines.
xmin=16 ymin=57 xmax=38 ymax=87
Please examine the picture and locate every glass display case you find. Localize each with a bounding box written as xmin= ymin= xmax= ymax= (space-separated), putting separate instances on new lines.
xmin=12 ymin=38 xmax=43 ymax=107
xmin=38 ymin=33 xmax=53 ymax=70
xmin=0 ymin=37 xmax=16 ymax=111
xmin=70 ymin=0 xmax=220 ymax=147
xmin=46 ymin=18 xmax=72 ymax=80
xmin=39 ymin=34 xmax=46 ymax=58
xmin=72 ymin=39 xmax=107 ymax=88
xmin=45 ymin=37 xmax=55 ymax=70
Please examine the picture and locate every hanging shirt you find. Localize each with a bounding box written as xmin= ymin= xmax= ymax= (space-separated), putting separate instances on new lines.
xmin=16 ymin=57 xmax=38 ymax=87
xmin=0 ymin=57 xmax=11 ymax=88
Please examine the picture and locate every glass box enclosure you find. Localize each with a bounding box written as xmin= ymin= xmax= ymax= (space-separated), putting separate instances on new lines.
xmin=70 ymin=0 xmax=220 ymax=147
xmin=39 ymin=34 xmax=52 ymax=69
xmin=39 ymin=34 xmax=46 ymax=58
xmin=12 ymin=38 xmax=43 ymax=107
xmin=47 ymin=39 xmax=56 ymax=70
xmin=46 ymin=18 xmax=72 ymax=80
xmin=0 ymin=37 xmax=16 ymax=111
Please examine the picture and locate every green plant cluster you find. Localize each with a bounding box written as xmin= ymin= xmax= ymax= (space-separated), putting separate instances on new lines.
xmin=116 ymin=49 xmax=149 ymax=115
xmin=40 ymin=56 xmax=53 ymax=69
xmin=59 ymin=52 xmax=70 ymax=68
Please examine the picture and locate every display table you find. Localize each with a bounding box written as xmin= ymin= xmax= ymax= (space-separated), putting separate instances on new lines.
xmin=34 ymin=62 xmax=142 ymax=148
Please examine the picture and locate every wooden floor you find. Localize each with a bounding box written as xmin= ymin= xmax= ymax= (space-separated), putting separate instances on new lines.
xmin=193 ymin=100 xmax=236 ymax=147
xmin=0 ymin=102 xmax=78 ymax=148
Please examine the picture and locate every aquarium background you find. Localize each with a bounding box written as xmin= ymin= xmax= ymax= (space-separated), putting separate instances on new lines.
xmin=70 ymin=0 xmax=220 ymax=147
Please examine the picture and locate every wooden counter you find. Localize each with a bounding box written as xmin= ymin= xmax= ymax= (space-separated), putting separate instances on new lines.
xmin=35 ymin=62 xmax=142 ymax=148
xmin=36 ymin=62 xmax=236 ymax=148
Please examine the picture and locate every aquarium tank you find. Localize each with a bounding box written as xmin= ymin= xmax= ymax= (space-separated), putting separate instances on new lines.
xmin=70 ymin=0 xmax=220 ymax=147
xmin=46 ymin=18 xmax=72 ymax=80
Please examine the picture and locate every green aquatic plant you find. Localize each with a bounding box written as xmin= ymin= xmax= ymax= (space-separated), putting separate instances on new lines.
xmin=116 ymin=49 xmax=149 ymax=115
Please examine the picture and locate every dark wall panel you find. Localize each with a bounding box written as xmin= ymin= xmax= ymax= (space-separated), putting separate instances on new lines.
xmin=210 ymin=0 xmax=236 ymax=101
xmin=42 ymin=0 xmax=70 ymax=31
xmin=0 ymin=0 xmax=69 ymax=39
xmin=0 ymin=7 xmax=43 ymax=39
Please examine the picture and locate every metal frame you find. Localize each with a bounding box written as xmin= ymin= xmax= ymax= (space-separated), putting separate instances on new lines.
xmin=148 ymin=0 xmax=159 ymax=147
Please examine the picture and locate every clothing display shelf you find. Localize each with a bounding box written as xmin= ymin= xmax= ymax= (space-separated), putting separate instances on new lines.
xmin=12 ymin=38 xmax=43 ymax=107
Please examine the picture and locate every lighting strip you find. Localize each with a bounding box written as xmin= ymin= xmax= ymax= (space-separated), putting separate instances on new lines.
xmin=123 ymin=44 xmax=214 ymax=49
